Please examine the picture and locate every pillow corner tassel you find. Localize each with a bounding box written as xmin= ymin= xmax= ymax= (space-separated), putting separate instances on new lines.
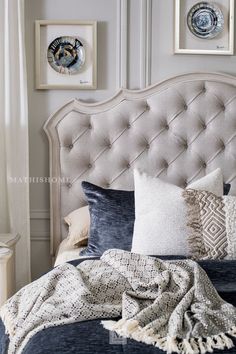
xmin=182 ymin=189 xmax=206 ymax=259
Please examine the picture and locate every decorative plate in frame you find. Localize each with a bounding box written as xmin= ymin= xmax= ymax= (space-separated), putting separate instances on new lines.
xmin=174 ymin=0 xmax=234 ymax=55
xmin=47 ymin=36 xmax=85 ymax=75
xmin=187 ymin=2 xmax=224 ymax=39
xmin=35 ymin=20 xmax=97 ymax=90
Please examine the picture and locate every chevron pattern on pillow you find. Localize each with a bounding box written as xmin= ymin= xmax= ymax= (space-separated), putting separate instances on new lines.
xmin=183 ymin=189 xmax=236 ymax=260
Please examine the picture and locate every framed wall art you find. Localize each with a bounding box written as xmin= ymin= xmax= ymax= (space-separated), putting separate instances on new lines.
xmin=35 ymin=20 xmax=97 ymax=89
xmin=174 ymin=0 xmax=234 ymax=55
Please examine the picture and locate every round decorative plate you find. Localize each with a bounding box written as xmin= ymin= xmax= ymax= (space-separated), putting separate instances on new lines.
xmin=47 ymin=36 xmax=85 ymax=75
xmin=187 ymin=2 xmax=224 ymax=39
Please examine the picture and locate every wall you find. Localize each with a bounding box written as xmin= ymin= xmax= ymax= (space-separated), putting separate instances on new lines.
xmin=25 ymin=0 xmax=236 ymax=279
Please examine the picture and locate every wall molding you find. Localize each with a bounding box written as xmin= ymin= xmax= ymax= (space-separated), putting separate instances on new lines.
xmin=140 ymin=0 xmax=152 ymax=88
xmin=30 ymin=209 xmax=50 ymax=219
xmin=117 ymin=0 xmax=128 ymax=88
xmin=31 ymin=237 xmax=50 ymax=242
xmin=31 ymin=230 xmax=50 ymax=242
xmin=30 ymin=209 xmax=50 ymax=241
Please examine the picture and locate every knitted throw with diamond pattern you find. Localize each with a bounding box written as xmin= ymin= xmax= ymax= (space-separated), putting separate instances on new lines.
xmin=1 ymin=249 xmax=236 ymax=354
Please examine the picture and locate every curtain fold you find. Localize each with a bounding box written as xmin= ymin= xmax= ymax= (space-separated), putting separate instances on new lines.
xmin=0 ymin=0 xmax=31 ymax=289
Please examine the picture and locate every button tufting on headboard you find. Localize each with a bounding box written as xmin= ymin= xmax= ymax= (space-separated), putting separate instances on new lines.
xmin=44 ymin=73 xmax=236 ymax=256
xmin=162 ymin=160 xmax=169 ymax=169
xmin=182 ymin=140 xmax=188 ymax=149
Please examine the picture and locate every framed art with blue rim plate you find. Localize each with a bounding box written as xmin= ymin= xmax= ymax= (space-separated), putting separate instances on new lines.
xmin=35 ymin=20 xmax=97 ymax=90
xmin=174 ymin=0 xmax=234 ymax=55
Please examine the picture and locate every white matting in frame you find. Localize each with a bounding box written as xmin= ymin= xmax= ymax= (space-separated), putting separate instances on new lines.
xmin=175 ymin=0 xmax=234 ymax=55
xmin=35 ymin=20 xmax=97 ymax=89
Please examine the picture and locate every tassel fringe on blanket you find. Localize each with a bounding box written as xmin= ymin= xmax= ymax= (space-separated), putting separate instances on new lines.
xmin=1 ymin=249 xmax=236 ymax=354
xmin=0 ymin=307 xmax=16 ymax=338
xmin=102 ymin=320 xmax=236 ymax=354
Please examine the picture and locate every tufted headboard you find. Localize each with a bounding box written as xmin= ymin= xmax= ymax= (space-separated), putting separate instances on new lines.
xmin=44 ymin=72 xmax=236 ymax=257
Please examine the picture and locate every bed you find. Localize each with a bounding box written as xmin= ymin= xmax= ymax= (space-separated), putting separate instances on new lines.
xmin=1 ymin=72 xmax=236 ymax=354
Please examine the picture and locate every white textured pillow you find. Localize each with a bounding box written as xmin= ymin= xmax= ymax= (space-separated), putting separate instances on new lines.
xmin=132 ymin=168 xmax=224 ymax=256
xmin=64 ymin=206 xmax=90 ymax=247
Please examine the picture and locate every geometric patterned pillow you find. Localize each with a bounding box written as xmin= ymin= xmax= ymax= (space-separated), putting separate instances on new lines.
xmin=182 ymin=189 xmax=236 ymax=260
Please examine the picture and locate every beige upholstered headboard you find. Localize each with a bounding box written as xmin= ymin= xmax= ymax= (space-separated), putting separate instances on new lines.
xmin=44 ymin=72 xmax=236 ymax=257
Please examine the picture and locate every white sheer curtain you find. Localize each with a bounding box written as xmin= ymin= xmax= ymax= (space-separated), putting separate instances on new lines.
xmin=0 ymin=0 xmax=31 ymax=289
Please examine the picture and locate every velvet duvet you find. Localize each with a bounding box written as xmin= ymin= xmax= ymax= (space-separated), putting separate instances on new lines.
xmin=0 ymin=256 xmax=236 ymax=354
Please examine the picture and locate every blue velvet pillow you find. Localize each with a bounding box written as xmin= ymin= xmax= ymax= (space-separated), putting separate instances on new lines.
xmin=80 ymin=182 xmax=135 ymax=257
xmin=80 ymin=182 xmax=231 ymax=257
xmin=224 ymin=183 xmax=231 ymax=195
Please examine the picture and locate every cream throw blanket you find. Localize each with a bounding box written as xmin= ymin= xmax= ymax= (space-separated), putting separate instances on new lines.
xmin=1 ymin=249 xmax=236 ymax=354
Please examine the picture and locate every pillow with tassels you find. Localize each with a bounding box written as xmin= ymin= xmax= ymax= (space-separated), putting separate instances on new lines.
xmin=183 ymin=189 xmax=236 ymax=260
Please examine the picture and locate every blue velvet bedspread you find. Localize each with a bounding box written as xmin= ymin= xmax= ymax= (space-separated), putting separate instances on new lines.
xmin=0 ymin=256 xmax=236 ymax=354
